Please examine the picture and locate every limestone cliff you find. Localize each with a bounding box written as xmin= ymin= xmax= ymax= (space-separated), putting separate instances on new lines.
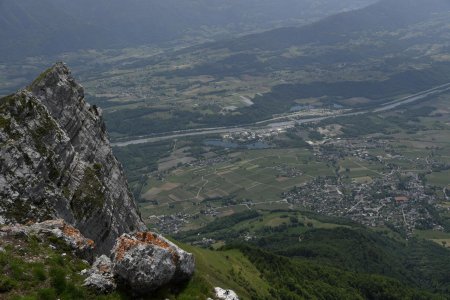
xmin=0 ymin=63 xmax=145 ymax=254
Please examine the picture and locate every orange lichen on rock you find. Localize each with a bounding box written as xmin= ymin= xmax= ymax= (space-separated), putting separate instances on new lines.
xmin=62 ymin=223 xmax=81 ymax=237
xmin=87 ymin=239 xmax=95 ymax=247
xmin=115 ymin=236 xmax=141 ymax=261
xmin=136 ymin=232 xmax=179 ymax=263
xmin=135 ymin=232 xmax=171 ymax=249
xmin=61 ymin=222 xmax=95 ymax=248
xmin=97 ymin=261 xmax=112 ymax=273
xmin=114 ymin=232 xmax=178 ymax=262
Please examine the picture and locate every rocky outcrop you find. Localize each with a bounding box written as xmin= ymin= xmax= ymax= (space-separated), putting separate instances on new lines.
xmin=82 ymin=255 xmax=117 ymax=294
xmin=0 ymin=63 xmax=196 ymax=295
xmin=83 ymin=231 xmax=195 ymax=295
xmin=113 ymin=232 xmax=195 ymax=293
xmin=0 ymin=219 xmax=95 ymax=261
xmin=0 ymin=63 xmax=145 ymax=254
xmin=0 ymin=218 xmax=195 ymax=295
xmin=214 ymin=287 xmax=240 ymax=300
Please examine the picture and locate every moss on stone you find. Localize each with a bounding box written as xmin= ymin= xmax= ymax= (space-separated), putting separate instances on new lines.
xmin=0 ymin=95 xmax=14 ymax=134
xmin=93 ymin=163 xmax=103 ymax=176
xmin=0 ymin=94 xmax=15 ymax=113
xmin=16 ymin=94 xmax=28 ymax=114
xmin=1 ymin=94 xmax=57 ymax=144
xmin=46 ymin=158 xmax=60 ymax=182
xmin=62 ymin=186 xmax=71 ymax=199
xmin=4 ymin=198 xmax=31 ymax=223
xmin=30 ymin=111 xmax=58 ymax=155
xmin=71 ymin=167 xmax=106 ymax=220
xmin=0 ymin=116 xmax=11 ymax=129
xmin=30 ymin=67 xmax=53 ymax=88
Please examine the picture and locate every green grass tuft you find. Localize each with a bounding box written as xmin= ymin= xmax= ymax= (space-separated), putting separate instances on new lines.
xmin=0 ymin=275 xmax=17 ymax=293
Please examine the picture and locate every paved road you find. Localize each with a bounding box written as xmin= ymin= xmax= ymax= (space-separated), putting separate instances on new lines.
xmin=113 ymin=83 xmax=450 ymax=147
xmin=373 ymin=82 xmax=450 ymax=112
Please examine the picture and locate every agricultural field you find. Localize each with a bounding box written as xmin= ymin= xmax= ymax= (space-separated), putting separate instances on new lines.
xmin=117 ymin=91 xmax=450 ymax=241
xmin=415 ymin=229 xmax=450 ymax=249
xmin=136 ymin=141 xmax=403 ymax=226
xmin=139 ymin=148 xmax=331 ymax=221
xmin=58 ymin=2 xmax=450 ymax=250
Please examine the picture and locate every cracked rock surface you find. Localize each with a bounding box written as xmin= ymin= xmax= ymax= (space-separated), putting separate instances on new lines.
xmin=1 ymin=63 xmax=196 ymax=294
xmin=82 ymin=231 xmax=195 ymax=295
xmin=83 ymin=255 xmax=116 ymax=294
xmin=111 ymin=231 xmax=195 ymax=294
xmin=0 ymin=63 xmax=145 ymax=254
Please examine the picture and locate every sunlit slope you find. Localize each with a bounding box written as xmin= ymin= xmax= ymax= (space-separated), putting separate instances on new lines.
xmin=166 ymin=210 xmax=450 ymax=299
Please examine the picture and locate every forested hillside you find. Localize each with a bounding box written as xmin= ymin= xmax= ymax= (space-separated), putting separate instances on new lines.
xmin=174 ymin=211 xmax=450 ymax=299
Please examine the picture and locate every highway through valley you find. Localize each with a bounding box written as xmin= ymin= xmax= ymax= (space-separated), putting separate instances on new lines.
xmin=113 ymin=82 xmax=450 ymax=147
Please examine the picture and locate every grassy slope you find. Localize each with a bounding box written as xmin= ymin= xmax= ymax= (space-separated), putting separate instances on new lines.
xmin=1 ymin=216 xmax=449 ymax=300
xmin=0 ymin=228 xmax=268 ymax=300
xmin=177 ymin=244 xmax=272 ymax=299
xmin=175 ymin=210 xmax=450 ymax=298
xmin=0 ymin=234 xmax=95 ymax=300
xmin=0 ymin=232 xmax=213 ymax=300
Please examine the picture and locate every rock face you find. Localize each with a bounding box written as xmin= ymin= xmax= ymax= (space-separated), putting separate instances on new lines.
xmin=83 ymin=231 xmax=195 ymax=295
xmin=0 ymin=63 xmax=145 ymax=254
xmin=0 ymin=63 xmax=196 ymax=294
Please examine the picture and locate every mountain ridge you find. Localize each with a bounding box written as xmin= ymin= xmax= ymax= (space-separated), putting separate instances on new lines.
xmin=0 ymin=0 xmax=376 ymax=61
xmin=208 ymin=0 xmax=450 ymax=52
xmin=0 ymin=63 xmax=145 ymax=254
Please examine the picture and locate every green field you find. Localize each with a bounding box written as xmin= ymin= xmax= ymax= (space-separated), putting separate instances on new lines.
xmin=130 ymin=92 xmax=450 ymax=234
xmin=427 ymin=170 xmax=450 ymax=188
xmin=139 ymin=147 xmax=338 ymax=227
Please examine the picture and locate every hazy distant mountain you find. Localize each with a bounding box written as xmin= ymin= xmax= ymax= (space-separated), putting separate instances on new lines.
xmin=0 ymin=0 xmax=376 ymax=61
xmin=81 ymin=0 xmax=450 ymax=137
xmin=208 ymin=0 xmax=450 ymax=51
xmin=164 ymin=0 xmax=450 ymax=80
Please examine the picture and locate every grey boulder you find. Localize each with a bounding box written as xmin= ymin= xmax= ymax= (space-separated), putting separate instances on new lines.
xmin=83 ymin=255 xmax=116 ymax=294
xmin=111 ymin=232 xmax=195 ymax=294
